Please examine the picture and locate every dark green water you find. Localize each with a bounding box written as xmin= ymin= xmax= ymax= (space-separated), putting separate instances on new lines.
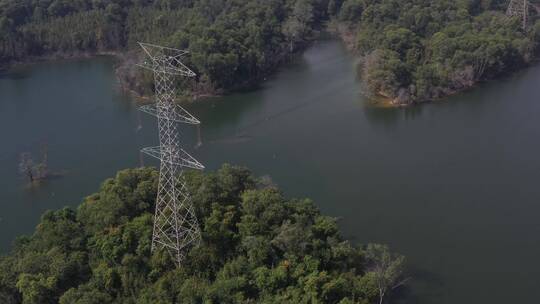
xmin=2 ymin=40 xmax=540 ymax=303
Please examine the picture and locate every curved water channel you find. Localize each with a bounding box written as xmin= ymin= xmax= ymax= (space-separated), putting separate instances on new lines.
xmin=2 ymin=39 xmax=540 ymax=303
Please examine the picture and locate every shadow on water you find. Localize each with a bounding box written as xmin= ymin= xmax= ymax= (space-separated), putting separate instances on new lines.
xmin=362 ymin=104 xmax=425 ymax=128
xmin=189 ymin=91 xmax=264 ymax=129
xmin=198 ymin=69 xmax=355 ymax=145
xmin=20 ymin=172 xmax=66 ymax=191
xmin=393 ymin=266 xmax=446 ymax=304
xmin=187 ymin=45 xmax=329 ymax=142
xmin=0 ymin=69 xmax=31 ymax=80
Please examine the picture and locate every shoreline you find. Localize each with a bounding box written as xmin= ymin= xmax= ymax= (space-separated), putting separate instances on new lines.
xmin=3 ymin=31 xmax=531 ymax=109
xmin=0 ymin=32 xmax=322 ymax=107
xmin=0 ymin=50 xmax=122 ymax=72
xmin=327 ymin=19 xmax=538 ymax=108
xmin=1 ymin=51 xmax=226 ymax=104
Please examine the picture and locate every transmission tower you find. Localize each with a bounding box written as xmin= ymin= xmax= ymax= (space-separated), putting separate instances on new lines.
xmin=137 ymin=42 xmax=204 ymax=266
xmin=507 ymin=0 xmax=529 ymax=29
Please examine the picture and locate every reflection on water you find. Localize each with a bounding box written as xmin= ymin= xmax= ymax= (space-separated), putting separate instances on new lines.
xmin=363 ymin=105 xmax=425 ymax=127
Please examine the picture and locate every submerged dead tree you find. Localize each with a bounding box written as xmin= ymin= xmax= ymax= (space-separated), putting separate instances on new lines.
xmin=19 ymin=153 xmax=35 ymax=182
xmin=19 ymin=143 xmax=49 ymax=183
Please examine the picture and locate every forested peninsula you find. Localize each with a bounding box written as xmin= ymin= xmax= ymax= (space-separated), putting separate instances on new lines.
xmin=0 ymin=0 xmax=329 ymax=98
xmin=0 ymin=165 xmax=406 ymax=304
xmin=1 ymin=0 xmax=540 ymax=103
xmin=334 ymin=0 xmax=540 ymax=104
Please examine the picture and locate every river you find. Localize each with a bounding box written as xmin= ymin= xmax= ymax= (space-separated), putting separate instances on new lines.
xmin=2 ymin=39 xmax=540 ymax=303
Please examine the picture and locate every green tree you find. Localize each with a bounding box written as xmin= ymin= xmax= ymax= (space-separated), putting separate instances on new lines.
xmin=365 ymin=244 xmax=406 ymax=304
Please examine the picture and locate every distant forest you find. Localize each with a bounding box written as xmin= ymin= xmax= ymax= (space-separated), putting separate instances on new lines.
xmin=0 ymin=165 xmax=406 ymax=303
xmin=1 ymin=0 xmax=540 ymax=103
xmin=0 ymin=0 xmax=331 ymax=97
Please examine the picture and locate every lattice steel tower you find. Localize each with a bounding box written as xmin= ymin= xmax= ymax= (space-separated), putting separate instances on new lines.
xmin=507 ymin=0 xmax=529 ymax=29
xmin=137 ymin=42 xmax=204 ymax=266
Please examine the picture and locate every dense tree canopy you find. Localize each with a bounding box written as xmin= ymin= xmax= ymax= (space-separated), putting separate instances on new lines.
xmin=0 ymin=0 xmax=332 ymax=96
xmin=0 ymin=165 xmax=405 ymax=303
xmin=334 ymin=0 xmax=540 ymax=103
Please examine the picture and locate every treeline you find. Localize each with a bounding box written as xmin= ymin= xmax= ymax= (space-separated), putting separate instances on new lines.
xmin=332 ymin=0 xmax=540 ymax=104
xmin=0 ymin=0 xmax=334 ymax=96
xmin=0 ymin=165 xmax=406 ymax=303
xmin=4 ymin=1 xmax=533 ymax=104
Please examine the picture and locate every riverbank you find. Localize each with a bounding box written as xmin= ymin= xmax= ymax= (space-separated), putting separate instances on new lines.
xmin=1 ymin=50 xmax=247 ymax=104
xmin=331 ymin=21 xmax=526 ymax=107
xmin=0 ymin=50 xmax=122 ymax=72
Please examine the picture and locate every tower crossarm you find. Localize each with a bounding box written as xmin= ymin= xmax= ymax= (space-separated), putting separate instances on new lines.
xmin=137 ymin=42 xmax=196 ymax=76
xmin=140 ymin=103 xmax=201 ymax=125
xmin=141 ymin=146 xmax=205 ymax=170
